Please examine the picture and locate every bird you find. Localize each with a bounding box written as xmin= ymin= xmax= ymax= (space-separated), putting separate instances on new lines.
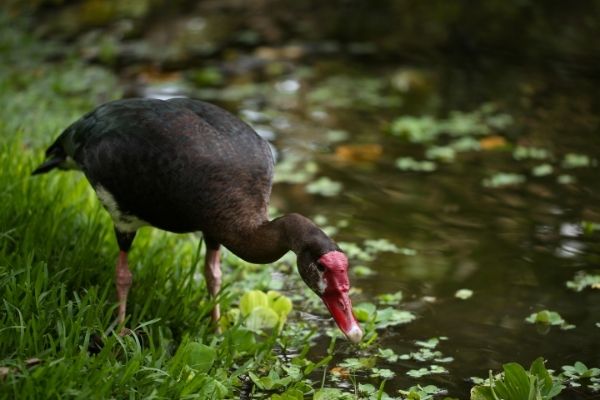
xmin=32 ymin=97 xmax=363 ymax=343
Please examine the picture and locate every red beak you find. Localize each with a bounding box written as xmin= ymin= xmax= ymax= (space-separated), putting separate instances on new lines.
xmin=322 ymin=291 xmax=363 ymax=343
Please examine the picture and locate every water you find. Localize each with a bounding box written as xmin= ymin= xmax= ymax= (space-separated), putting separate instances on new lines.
xmin=34 ymin=1 xmax=600 ymax=397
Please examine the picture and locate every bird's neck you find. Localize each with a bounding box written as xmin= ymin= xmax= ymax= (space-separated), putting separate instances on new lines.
xmin=221 ymin=213 xmax=327 ymax=264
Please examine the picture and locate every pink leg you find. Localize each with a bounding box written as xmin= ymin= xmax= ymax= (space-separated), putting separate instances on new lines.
xmin=204 ymin=246 xmax=222 ymax=324
xmin=115 ymin=250 xmax=132 ymax=326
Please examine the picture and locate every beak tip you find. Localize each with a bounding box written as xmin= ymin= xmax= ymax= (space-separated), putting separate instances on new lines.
xmin=345 ymin=324 xmax=363 ymax=343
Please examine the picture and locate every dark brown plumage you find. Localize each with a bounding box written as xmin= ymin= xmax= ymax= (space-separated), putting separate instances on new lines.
xmin=33 ymin=98 xmax=362 ymax=342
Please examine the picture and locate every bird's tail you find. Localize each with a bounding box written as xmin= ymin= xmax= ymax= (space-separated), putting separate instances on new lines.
xmin=31 ymin=142 xmax=68 ymax=175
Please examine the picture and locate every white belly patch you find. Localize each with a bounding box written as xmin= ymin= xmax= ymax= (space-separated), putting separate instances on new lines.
xmin=95 ymin=185 xmax=148 ymax=232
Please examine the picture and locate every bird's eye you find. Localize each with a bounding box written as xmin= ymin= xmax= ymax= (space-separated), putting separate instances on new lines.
xmin=315 ymin=262 xmax=325 ymax=272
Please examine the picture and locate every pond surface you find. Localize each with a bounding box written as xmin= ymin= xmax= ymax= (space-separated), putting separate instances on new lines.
xmin=30 ymin=1 xmax=600 ymax=397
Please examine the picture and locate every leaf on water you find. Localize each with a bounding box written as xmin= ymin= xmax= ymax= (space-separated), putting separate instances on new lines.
xmin=513 ymin=146 xmax=551 ymax=160
xmin=399 ymin=384 xmax=447 ymax=400
xmin=455 ymin=288 xmax=474 ymax=300
xmin=582 ymin=221 xmax=600 ymax=235
xmin=335 ymin=143 xmax=383 ymax=163
xmin=305 ymin=176 xmax=343 ymax=197
xmin=358 ymin=383 xmax=377 ymax=395
xmin=375 ymin=307 xmax=416 ymax=328
xmin=406 ymin=365 xmax=448 ymax=378
xmin=274 ymin=154 xmax=318 ymax=184
xmin=451 ymin=136 xmax=481 ymax=151
xmin=371 ymin=367 xmax=395 ymax=379
xmin=395 ymin=157 xmax=437 ymax=172
xmin=562 ymin=153 xmax=596 ymax=169
xmin=376 ymin=291 xmax=403 ymax=305
xmin=415 ymin=337 xmax=441 ymax=349
xmin=364 ymin=239 xmax=402 ymax=254
xmin=353 ymin=302 xmax=377 ymax=322
xmin=566 ymin=271 xmax=600 ymax=292
xmin=557 ymin=174 xmax=575 ymax=185
xmin=339 ymin=357 xmax=376 ymax=371
xmin=314 ymin=388 xmax=353 ymax=400
xmin=353 ymin=265 xmax=376 ymax=277
xmin=326 ymin=129 xmax=350 ymax=143
xmin=425 ymin=146 xmax=456 ymax=162
xmin=525 ymin=310 xmax=575 ymax=330
xmin=482 ymin=172 xmax=526 ymax=188
xmin=532 ymin=163 xmax=554 ymax=177
xmin=479 ymin=135 xmax=507 ymax=150
xmin=271 ymin=388 xmax=305 ymax=400
xmin=377 ymin=348 xmax=399 ymax=363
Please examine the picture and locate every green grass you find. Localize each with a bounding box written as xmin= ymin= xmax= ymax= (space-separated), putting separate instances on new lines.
xmin=0 ymin=19 xmax=332 ymax=399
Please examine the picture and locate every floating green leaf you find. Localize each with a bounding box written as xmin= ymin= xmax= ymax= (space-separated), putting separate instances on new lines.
xmin=305 ymin=176 xmax=343 ymax=197
xmin=353 ymin=265 xmax=376 ymax=277
xmin=513 ymin=146 xmax=551 ymax=160
xmin=396 ymin=157 xmax=437 ymax=172
xmin=314 ymin=388 xmax=353 ymax=400
xmin=455 ymin=288 xmax=474 ymax=300
xmin=406 ymin=365 xmax=448 ymax=378
xmin=376 ymin=291 xmax=403 ymax=305
xmin=525 ymin=310 xmax=575 ymax=330
xmin=562 ymin=153 xmax=596 ymax=169
xmin=483 ymin=172 xmax=526 ymax=188
xmin=532 ymin=163 xmax=553 ymax=177
xmin=399 ymin=384 xmax=447 ymax=400
xmin=566 ymin=272 xmax=600 ymax=292
xmin=375 ymin=307 xmax=416 ymax=328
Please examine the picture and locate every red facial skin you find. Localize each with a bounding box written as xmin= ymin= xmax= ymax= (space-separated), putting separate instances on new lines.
xmin=318 ymin=251 xmax=363 ymax=343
